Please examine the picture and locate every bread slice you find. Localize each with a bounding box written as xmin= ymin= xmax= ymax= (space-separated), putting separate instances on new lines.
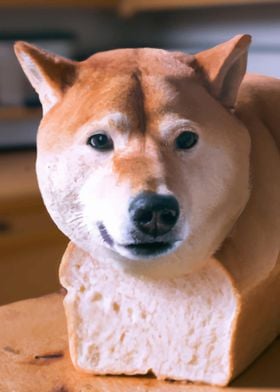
xmin=60 ymin=242 xmax=280 ymax=386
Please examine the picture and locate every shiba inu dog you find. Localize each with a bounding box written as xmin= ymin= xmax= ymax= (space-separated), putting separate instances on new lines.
xmin=15 ymin=35 xmax=279 ymax=279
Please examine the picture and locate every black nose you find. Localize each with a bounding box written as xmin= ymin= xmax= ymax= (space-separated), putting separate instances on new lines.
xmin=129 ymin=192 xmax=180 ymax=237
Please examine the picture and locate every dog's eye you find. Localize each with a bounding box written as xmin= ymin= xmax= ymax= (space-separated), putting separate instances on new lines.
xmin=87 ymin=133 xmax=113 ymax=151
xmin=175 ymin=131 xmax=198 ymax=150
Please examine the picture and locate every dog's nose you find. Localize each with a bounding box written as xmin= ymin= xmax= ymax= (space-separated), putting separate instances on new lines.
xmin=129 ymin=192 xmax=180 ymax=237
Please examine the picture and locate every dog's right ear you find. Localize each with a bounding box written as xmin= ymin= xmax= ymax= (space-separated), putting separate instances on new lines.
xmin=14 ymin=41 xmax=77 ymax=114
xmin=194 ymin=35 xmax=251 ymax=109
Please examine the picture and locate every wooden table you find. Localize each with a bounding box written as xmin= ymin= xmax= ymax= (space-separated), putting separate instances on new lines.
xmin=0 ymin=292 xmax=279 ymax=392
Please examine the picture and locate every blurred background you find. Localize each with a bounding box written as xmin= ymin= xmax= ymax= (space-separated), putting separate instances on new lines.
xmin=0 ymin=0 xmax=279 ymax=305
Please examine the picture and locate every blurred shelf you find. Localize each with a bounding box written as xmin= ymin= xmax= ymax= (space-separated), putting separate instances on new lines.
xmin=0 ymin=107 xmax=41 ymax=121
xmin=119 ymin=0 xmax=280 ymax=15
xmin=0 ymin=150 xmax=68 ymax=305
xmin=0 ymin=151 xmax=39 ymax=206
xmin=0 ymin=0 xmax=117 ymax=7
xmin=0 ymin=0 xmax=277 ymax=12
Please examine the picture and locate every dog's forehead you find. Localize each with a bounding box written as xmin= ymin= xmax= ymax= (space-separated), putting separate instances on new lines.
xmin=77 ymin=49 xmax=196 ymax=119
xmin=85 ymin=48 xmax=195 ymax=76
xmin=39 ymin=48 xmax=199 ymax=149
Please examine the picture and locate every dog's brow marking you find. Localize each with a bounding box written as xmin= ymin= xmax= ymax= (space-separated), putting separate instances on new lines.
xmin=132 ymin=71 xmax=146 ymax=133
xmin=79 ymin=112 xmax=130 ymax=135
xmin=159 ymin=116 xmax=193 ymax=138
xmin=97 ymin=112 xmax=130 ymax=131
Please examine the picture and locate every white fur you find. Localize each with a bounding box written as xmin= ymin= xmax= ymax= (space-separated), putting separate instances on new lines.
xmin=77 ymin=112 xmax=130 ymax=137
xmin=159 ymin=115 xmax=195 ymax=139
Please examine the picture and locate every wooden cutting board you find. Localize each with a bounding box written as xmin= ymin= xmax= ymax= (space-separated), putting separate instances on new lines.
xmin=0 ymin=292 xmax=279 ymax=392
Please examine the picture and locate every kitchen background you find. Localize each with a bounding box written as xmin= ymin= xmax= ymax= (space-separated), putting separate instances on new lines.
xmin=0 ymin=0 xmax=279 ymax=304
xmin=1 ymin=2 xmax=280 ymax=149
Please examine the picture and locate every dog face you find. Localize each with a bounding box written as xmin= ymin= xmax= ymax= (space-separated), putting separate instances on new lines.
xmin=15 ymin=36 xmax=251 ymax=277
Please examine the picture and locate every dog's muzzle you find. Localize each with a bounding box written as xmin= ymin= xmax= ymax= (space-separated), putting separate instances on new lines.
xmin=120 ymin=191 xmax=180 ymax=258
xmin=98 ymin=192 xmax=181 ymax=259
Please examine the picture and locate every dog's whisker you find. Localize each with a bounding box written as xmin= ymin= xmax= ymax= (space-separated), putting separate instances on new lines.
xmin=67 ymin=216 xmax=83 ymax=224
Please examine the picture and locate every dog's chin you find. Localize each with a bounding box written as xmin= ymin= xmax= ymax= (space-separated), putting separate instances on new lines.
xmin=114 ymin=240 xmax=182 ymax=261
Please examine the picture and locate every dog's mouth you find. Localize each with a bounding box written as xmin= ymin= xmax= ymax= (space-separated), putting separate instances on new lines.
xmin=97 ymin=221 xmax=180 ymax=259
xmin=122 ymin=241 xmax=173 ymax=257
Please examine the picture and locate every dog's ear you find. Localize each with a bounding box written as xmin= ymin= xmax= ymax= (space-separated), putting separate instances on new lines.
xmin=14 ymin=41 xmax=77 ymax=114
xmin=194 ymin=35 xmax=251 ymax=109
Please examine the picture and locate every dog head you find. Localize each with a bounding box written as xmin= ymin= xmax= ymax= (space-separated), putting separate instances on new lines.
xmin=15 ymin=35 xmax=251 ymax=277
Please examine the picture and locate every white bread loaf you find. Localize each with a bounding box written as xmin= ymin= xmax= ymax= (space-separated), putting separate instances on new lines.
xmin=60 ymin=243 xmax=280 ymax=386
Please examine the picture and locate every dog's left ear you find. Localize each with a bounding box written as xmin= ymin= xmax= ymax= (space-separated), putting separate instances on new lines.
xmin=14 ymin=41 xmax=77 ymax=114
xmin=195 ymin=34 xmax=251 ymax=109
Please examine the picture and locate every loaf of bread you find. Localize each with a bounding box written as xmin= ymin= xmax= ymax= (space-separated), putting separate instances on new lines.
xmin=14 ymin=34 xmax=280 ymax=386
xmin=60 ymin=243 xmax=279 ymax=386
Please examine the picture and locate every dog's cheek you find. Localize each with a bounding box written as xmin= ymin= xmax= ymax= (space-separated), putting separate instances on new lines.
xmin=180 ymin=138 xmax=250 ymax=264
xmin=79 ymin=170 xmax=133 ymax=245
xmin=36 ymin=150 xmax=88 ymax=239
